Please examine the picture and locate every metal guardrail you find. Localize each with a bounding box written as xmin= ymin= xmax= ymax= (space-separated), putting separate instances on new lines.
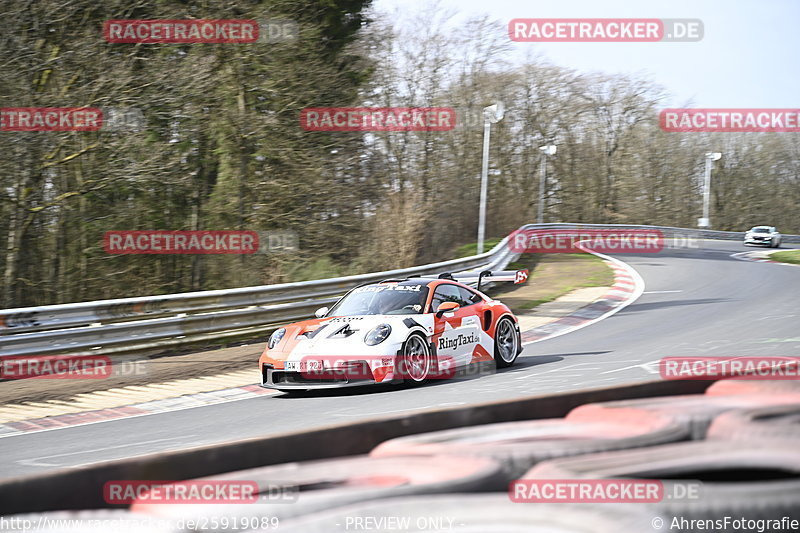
xmin=0 ymin=233 xmax=519 ymax=357
xmin=1 ymin=223 xmax=797 ymax=358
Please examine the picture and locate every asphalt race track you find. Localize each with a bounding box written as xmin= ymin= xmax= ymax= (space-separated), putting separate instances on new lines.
xmin=2 ymin=240 xmax=798 ymax=479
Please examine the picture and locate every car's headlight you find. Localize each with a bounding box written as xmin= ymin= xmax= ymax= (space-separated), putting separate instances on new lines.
xmin=268 ymin=328 xmax=286 ymax=349
xmin=365 ymin=324 xmax=392 ymax=346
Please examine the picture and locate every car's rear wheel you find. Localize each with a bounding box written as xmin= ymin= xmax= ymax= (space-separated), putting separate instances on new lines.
xmin=494 ymin=317 xmax=519 ymax=368
xmin=399 ymin=334 xmax=432 ymax=383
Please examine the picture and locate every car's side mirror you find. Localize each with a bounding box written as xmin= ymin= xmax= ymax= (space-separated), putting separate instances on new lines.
xmin=315 ymin=307 xmax=329 ymax=318
xmin=435 ymin=301 xmax=460 ymax=317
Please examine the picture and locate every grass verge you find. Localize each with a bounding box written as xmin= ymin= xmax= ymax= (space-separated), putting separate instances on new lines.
xmin=486 ymin=252 xmax=614 ymax=314
xmin=770 ymin=250 xmax=800 ymax=265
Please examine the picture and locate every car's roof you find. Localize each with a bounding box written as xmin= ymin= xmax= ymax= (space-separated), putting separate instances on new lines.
xmin=751 ymin=225 xmax=774 ymax=229
xmin=376 ymin=277 xmax=458 ymax=287
xmin=370 ymin=277 xmax=474 ymax=290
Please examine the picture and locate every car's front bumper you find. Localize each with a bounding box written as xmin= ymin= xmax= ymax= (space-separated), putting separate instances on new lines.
xmin=744 ymin=238 xmax=773 ymax=245
xmin=260 ymin=363 xmax=387 ymax=390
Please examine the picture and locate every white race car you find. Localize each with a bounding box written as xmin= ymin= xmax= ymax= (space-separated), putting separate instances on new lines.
xmin=744 ymin=226 xmax=781 ymax=247
xmin=259 ymin=270 xmax=528 ymax=391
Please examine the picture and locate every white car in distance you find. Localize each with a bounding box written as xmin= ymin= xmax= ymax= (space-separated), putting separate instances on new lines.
xmin=744 ymin=226 xmax=782 ymax=247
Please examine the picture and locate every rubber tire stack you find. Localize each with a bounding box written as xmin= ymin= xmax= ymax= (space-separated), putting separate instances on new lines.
xmin=270 ymin=494 xmax=658 ymax=533
xmin=131 ymin=455 xmax=504 ymax=532
xmin=371 ymin=413 xmax=687 ymax=480
xmin=522 ymin=440 xmax=800 ymax=528
xmin=566 ymin=392 xmax=800 ymax=439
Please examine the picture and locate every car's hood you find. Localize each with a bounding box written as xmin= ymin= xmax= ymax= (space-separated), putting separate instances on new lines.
xmin=313 ymin=314 xmax=431 ymax=340
xmin=265 ymin=314 xmax=433 ymax=361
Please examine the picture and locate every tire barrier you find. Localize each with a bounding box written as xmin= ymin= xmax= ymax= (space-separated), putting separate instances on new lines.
xmin=272 ymin=494 xmax=657 ymax=533
xmin=0 ymin=379 xmax=708 ymax=516
xmin=370 ymin=414 xmax=688 ymax=480
xmin=0 ymin=510 xmax=179 ymax=533
xmin=131 ymin=455 xmax=505 ymax=532
xmin=566 ymin=393 xmax=800 ymax=439
xmin=523 ymin=441 xmax=800 ymax=527
xmin=707 ymin=404 xmax=800 ymax=443
xmin=3 ymin=379 xmax=794 ymax=529
xmin=705 ymin=379 xmax=800 ymax=396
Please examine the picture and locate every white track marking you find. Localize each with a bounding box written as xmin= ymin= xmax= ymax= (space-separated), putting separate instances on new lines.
xmin=0 ymin=390 xmax=277 ymax=441
xmin=643 ymin=290 xmax=683 ymax=294
xmin=16 ymin=435 xmax=194 ymax=467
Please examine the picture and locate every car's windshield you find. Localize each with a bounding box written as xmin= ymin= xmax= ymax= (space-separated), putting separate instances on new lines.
xmin=327 ymin=283 xmax=429 ymax=316
xmin=752 ymin=228 xmax=771 ymax=233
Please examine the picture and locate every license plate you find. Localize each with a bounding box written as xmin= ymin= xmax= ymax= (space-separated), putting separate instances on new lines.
xmin=284 ymin=360 xmax=324 ymax=372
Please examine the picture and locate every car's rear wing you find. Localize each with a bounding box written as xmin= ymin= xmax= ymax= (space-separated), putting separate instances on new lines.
xmin=440 ymin=269 xmax=529 ymax=291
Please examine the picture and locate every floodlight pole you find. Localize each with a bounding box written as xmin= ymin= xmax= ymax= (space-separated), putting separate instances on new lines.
xmin=477 ymin=103 xmax=504 ymax=254
xmin=700 ymin=152 xmax=722 ymax=228
xmin=537 ymin=145 xmax=557 ymax=224
xmin=477 ymin=119 xmax=491 ymax=255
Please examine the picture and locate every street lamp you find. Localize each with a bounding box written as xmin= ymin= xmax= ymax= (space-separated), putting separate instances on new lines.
xmin=699 ymin=152 xmax=722 ymax=228
xmin=477 ymin=102 xmax=505 ymax=254
xmin=537 ymin=144 xmax=557 ymax=224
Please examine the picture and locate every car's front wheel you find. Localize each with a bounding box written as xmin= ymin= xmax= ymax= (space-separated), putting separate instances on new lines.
xmin=494 ymin=317 xmax=520 ymax=368
xmin=398 ymin=334 xmax=433 ymax=383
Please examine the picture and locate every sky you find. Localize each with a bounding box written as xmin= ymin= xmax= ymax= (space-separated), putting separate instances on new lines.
xmin=373 ymin=0 xmax=799 ymax=108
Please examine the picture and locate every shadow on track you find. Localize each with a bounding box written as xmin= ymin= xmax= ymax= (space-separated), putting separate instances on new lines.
xmin=271 ymin=356 xmax=569 ymax=399
xmin=619 ymin=297 xmax=733 ymax=314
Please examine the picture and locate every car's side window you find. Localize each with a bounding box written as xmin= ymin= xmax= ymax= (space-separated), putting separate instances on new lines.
xmin=458 ymin=286 xmax=483 ymax=305
xmin=430 ymin=283 xmax=470 ymax=312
